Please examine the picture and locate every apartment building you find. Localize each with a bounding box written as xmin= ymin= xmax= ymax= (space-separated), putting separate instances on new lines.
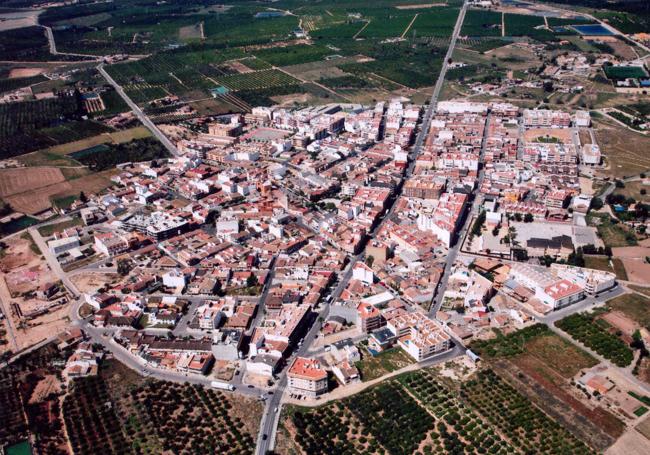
xmin=287 ymin=357 xmax=328 ymax=398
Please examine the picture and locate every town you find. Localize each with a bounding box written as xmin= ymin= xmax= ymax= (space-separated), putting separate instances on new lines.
xmin=2 ymin=0 xmax=650 ymax=455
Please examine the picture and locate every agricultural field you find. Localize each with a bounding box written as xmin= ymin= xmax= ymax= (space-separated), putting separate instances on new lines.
xmin=280 ymin=364 xmax=597 ymax=454
xmin=461 ymin=369 xmax=594 ymax=454
xmin=556 ymin=311 xmax=634 ymax=367
xmin=71 ymin=137 xmax=170 ymax=171
xmin=471 ymin=324 xmax=624 ymax=447
xmin=0 ymin=94 xmax=114 ymax=158
xmin=461 ymin=9 xmax=503 ymax=37
xmin=0 ymin=342 xmax=70 ymax=455
xmin=604 ymin=65 xmax=648 ymax=81
xmin=503 ymin=14 xmax=555 ymax=41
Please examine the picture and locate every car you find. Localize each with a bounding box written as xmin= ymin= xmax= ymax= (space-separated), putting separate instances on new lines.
xmin=268 ymin=391 xmax=274 ymax=395
xmin=247 ymin=384 xmax=254 ymax=388
xmin=262 ymin=434 xmax=268 ymax=441
xmin=274 ymin=407 xmax=279 ymax=413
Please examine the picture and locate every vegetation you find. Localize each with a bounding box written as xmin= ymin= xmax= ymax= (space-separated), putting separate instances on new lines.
xmin=470 ymin=323 xmax=551 ymax=358
xmin=354 ymin=347 xmax=413 ymax=381
xmin=556 ymin=312 xmax=634 ymax=367
xmin=74 ymin=137 xmax=170 ymax=171
xmin=461 ymin=9 xmax=503 ymax=37
xmin=462 ymin=369 xmax=593 ymax=454
xmin=399 ymin=369 xmax=515 ymax=454
xmin=0 ymin=95 xmax=113 ymax=158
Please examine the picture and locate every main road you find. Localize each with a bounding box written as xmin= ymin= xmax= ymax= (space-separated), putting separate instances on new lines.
xmin=255 ymin=2 xmax=469 ymax=453
xmin=97 ymin=63 xmax=179 ymax=156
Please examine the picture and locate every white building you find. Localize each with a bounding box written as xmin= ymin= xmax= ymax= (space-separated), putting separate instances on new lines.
xmin=550 ymin=264 xmax=616 ymax=295
xmin=162 ymin=270 xmax=188 ymax=289
xmin=352 ymin=262 xmax=374 ymax=285
xmin=287 ymin=357 xmax=328 ymax=398
xmin=48 ymin=236 xmax=80 ymax=256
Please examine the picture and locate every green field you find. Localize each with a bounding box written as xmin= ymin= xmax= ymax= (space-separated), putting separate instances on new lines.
xmin=462 ymin=9 xmax=503 ymax=37
xmin=604 ymin=65 xmax=648 ymax=80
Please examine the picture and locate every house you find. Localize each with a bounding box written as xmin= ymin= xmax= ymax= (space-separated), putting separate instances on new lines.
xmin=287 ymin=357 xmax=328 ymax=398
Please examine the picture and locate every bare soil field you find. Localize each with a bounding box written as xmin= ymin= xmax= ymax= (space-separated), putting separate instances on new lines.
xmin=29 ymin=374 xmax=62 ymax=404
xmin=178 ymin=23 xmax=202 ymax=40
xmin=226 ymin=60 xmax=254 ymax=73
xmin=3 ymin=167 xmax=115 ymax=214
xmin=5 ymin=182 xmax=72 ymax=214
xmin=608 ymin=427 xmax=650 ymax=455
xmin=70 ymin=271 xmax=120 ymax=294
xmin=8 ymin=67 xmax=46 ymax=78
xmin=594 ymin=118 xmax=650 ymax=178
xmin=0 ymin=167 xmax=65 ymax=198
xmin=619 ymin=258 xmax=650 ymax=284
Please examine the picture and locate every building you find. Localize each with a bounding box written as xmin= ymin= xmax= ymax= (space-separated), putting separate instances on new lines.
xmin=537 ymin=279 xmax=585 ymax=309
xmin=522 ymin=109 xmax=571 ymax=128
xmin=550 ymin=264 xmax=616 ymax=295
xmin=48 ymin=236 xmax=80 ymax=255
xmin=386 ymin=312 xmax=451 ymax=361
xmin=580 ymin=144 xmax=601 ymax=166
xmin=287 ymin=357 xmax=328 ymax=398
xmin=356 ymin=302 xmax=384 ymax=333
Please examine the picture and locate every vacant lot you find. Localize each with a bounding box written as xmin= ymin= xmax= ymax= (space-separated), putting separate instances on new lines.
xmin=355 ymin=347 xmax=414 ymax=381
xmin=594 ymin=118 xmax=650 ymax=179
xmin=608 ymin=293 xmax=650 ymax=328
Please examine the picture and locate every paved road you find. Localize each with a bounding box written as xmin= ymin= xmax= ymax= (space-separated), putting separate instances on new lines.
xmin=429 ymin=111 xmax=491 ymax=317
xmin=28 ymin=227 xmax=81 ymax=297
xmin=97 ymin=63 xmax=179 ymax=156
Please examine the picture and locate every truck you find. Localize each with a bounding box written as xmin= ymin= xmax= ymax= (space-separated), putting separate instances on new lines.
xmin=211 ymin=381 xmax=235 ymax=391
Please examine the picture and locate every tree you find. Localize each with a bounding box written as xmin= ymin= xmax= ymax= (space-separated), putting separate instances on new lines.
xmin=365 ymin=255 xmax=375 ymax=267
xmin=246 ymin=274 xmax=258 ymax=288
xmin=79 ymin=191 xmax=88 ymax=203
xmin=523 ymin=213 xmax=534 ymax=223
xmin=117 ymin=259 xmax=131 ymax=276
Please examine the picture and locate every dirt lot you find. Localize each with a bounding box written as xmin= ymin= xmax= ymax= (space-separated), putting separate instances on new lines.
xmin=524 ymin=127 xmax=573 ymax=144
xmin=0 ymin=233 xmax=55 ymax=296
xmin=617 ymin=257 xmax=650 ymax=285
xmin=8 ymin=67 xmax=46 ymax=78
xmin=608 ymin=426 xmax=650 ymax=455
xmin=70 ymin=272 xmax=120 ymax=294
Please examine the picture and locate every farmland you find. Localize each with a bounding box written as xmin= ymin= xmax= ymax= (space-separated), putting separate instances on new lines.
xmin=280 ymin=365 xmax=596 ymax=454
xmin=0 ymin=343 xmax=70 ymax=455
xmin=462 ymin=369 xmax=593 ymax=454
xmin=556 ymin=312 xmax=634 ymax=367
xmin=0 ymin=95 xmax=114 ymax=158
xmin=461 ymin=9 xmax=503 ymax=37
